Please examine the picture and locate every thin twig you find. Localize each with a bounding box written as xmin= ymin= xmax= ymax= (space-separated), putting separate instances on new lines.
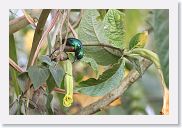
xmin=62 ymin=10 xmax=70 ymax=51
xmin=9 ymin=16 xmax=29 ymax=35
xmin=72 ymin=9 xmax=83 ymax=29
xmin=30 ymin=10 xmax=60 ymax=66
xmin=9 ymin=58 xmax=24 ymax=73
xmin=42 ymin=84 xmax=78 ymax=94
xmin=22 ymin=10 xmax=37 ymax=28
xmin=62 ymin=9 xmax=83 ymax=37
xmin=68 ymin=21 xmax=78 ymax=38
xmin=83 ymin=44 xmax=124 ymax=54
xmin=53 ymin=87 xmax=79 ymax=94
xmin=27 ymin=9 xmax=51 ymax=68
xmin=76 ymin=59 xmax=152 ymax=115
xmin=59 ymin=10 xmax=70 ymax=52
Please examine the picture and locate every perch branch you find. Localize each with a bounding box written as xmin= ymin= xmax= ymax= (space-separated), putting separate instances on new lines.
xmin=9 ymin=58 xmax=24 ymax=73
xmin=9 ymin=16 xmax=30 ymax=35
xmin=68 ymin=21 xmax=78 ymax=38
xmin=30 ymin=10 xmax=60 ymax=67
xmin=83 ymin=44 xmax=124 ymax=54
xmin=27 ymin=9 xmax=51 ymax=68
xmin=76 ymin=59 xmax=152 ymax=115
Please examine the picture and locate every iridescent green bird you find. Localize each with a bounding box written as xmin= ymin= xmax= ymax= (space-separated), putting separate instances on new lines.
xmin=129 ymin=31 xmax=148 ymax=50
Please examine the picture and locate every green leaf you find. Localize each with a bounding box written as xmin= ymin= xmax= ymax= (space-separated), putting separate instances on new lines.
xmin=129 ymin=31 xmax=148 ymax=50
xmin=130 ymin=48 xmax=167 ymax=90
xmin=129 ymin=33 xmax=141 ymax=50
xmin=153 ymin=10 xmax=169 ymax=86
xmin=9 ymin=34 xmax=20 ymax=96
xmin=46 ymin=94 xmax=53 ymax=114
xmin=83 ymin=47 xmax=120 ymax=66
xmin=81 ymin=56 xmax=99 ymax=74
xmin=28 ymin=65 xmax=50 ymax=90
xmin=39 ymin=55 xmax=52 ymax=66
xmin=78 ymin=9 xmax=120 ymax=66
xmin=46 ymin=74 xmax=56 ymax=92
xmin=126 ymin=56 xmax=142 ymax=75
xmin=97 ymin=9 xmax=107 ymax=21
xmin=103 ymin=9 xmax=126 ymax=48
xmin=49 ymin=63 xmax=65 ymax=87
xmin=17 ymin=72 xmax=30 ymax=93
xmin=76 ymin=59 xmax=125 ymax=96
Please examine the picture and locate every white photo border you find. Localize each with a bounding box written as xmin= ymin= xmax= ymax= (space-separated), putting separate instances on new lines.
xmin=0 ymin=0 xmax=178 ymax=124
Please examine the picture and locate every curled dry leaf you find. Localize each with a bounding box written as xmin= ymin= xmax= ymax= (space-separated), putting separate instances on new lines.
xmin=160 ymin=86 xmax=169 ymax=115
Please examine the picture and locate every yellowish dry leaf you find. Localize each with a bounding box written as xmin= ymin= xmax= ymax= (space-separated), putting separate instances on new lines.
xmin=74 ymin=93 xmax=102 ymax=107
xmin=160 ymin=86 xmax=169 ymax=115
xmin=109 ymin=97 xmax=122 ymax=107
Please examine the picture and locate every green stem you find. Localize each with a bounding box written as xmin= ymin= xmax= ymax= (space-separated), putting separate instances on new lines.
xmin=129 ymin=48 xmax=167 ymax=90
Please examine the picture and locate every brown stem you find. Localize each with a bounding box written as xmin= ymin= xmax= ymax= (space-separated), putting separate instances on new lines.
xmin=76 ymin=59 xmax=152 ymax=115
xmin=62 ymin=9 xmax=83 ymax=37
xmin=9 ymin=58 xmax=24 ymax=73
xmin=27 ymin=9 xmax=51 ymax=68
xmin=30 ymin=10 xmax=60 ymax=67
xmin=71 ymin=9 xmax=83 ymax=29
xmin=9 ymin=16 xmax=29 ymax=35
xmin=68 ymin=21 xmax=78 ymax=38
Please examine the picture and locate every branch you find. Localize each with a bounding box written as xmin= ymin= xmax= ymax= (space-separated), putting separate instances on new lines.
xmin=9 ymin=58 xmax=24 ymax=73
xmin=71 ymin=9 xmax=83 ymax=29
xmin=30 ymin=10 xmax=60 ymax=67
xmin=68 ymin=21 xmax=78 ymax=38
xmin=83 ymin=44 xmax=124 ymax=54
xmin=76 ymin=59 xmax=152 ymax=115
xmin=9 ymin=16 xmax=29 ymax=35
xmin=22 ymin=10 xmax=37 ymax=28
xmin=27 ymin=9 xmax=51 ymax=68
xmin=62 ymin=9 xmax=83 ymax=37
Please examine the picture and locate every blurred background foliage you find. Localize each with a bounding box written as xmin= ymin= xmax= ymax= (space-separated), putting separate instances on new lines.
xmin=9 ymin=9 xmax=168 ymax=115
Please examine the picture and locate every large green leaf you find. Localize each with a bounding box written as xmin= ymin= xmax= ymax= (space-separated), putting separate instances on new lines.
xmin=46 ymin=74 xmax=56 ymax=92
xmin=81 ymin=56 xmax=99 ymax=74
xmin=28 ymin=65 xmax=50 ymax=90
xmin=17 ymin=72 xmax=30 ymax=93
xmin=76 ymin=59 xmax=125 ymax=96
xmin=39 ymin=55 xmax=52 ymax=66
xmin=78 ymin=9 xmax=120 ymax=66
xmin=49 ymin=63 xmax=65 ymax=87
xmin=9 ymin=34 xmax=20 ymax=96
xmin=103 ymin=9 xmax=126 ymax=48
xmin=153 ymin=10 xmax=169 ymax=86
